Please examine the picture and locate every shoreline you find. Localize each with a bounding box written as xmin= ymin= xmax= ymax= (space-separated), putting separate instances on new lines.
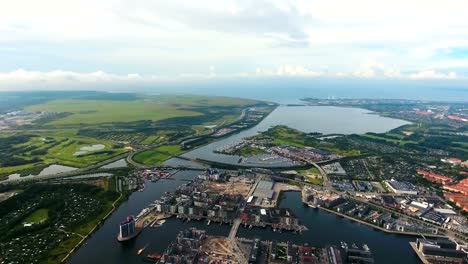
xmin=60 ymin=192 xmax=124 ymax=263
xmin=317 ymin=206 xmax=445 ymax=238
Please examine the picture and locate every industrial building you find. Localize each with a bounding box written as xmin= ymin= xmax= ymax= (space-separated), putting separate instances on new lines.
xmin=385 ymin=180 xmax=418 ymax=195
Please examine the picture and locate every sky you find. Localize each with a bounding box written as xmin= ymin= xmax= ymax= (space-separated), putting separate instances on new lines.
xmin=1 ymin=0 xmax=468 ymax=90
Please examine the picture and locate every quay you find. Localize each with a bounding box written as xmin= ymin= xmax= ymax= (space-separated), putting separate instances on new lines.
xmin=317 ymin=206 xmax=446 ymax=238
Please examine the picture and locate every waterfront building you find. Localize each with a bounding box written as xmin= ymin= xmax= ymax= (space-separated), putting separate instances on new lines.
xmin=414 ymin=238 xmax=468 ymax=264
xmin=119 ymin=215 xmax=136 ymax=238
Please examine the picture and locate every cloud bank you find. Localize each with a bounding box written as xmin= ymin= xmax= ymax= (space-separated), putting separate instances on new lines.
xmin=1 ymin=0 xmax=468 ymax=89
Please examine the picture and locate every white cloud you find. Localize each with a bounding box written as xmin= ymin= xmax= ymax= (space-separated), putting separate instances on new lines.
xmin=408 ymin=70 xmax=457 ymax=80
xmin=256 ymin=65 xmax=323 ymax=77
xmin=0 ymin=69 xmax=144 ymax=85
xmin=1 ymin=65 xmax=463 ymax=91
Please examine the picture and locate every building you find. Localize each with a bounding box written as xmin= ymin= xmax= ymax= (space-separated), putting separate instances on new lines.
xmin=443 ymin=178 xmax=468 ymax=212
xmin=440 ymin=158 xmax=462 ymax=165
xmin=461 ymin=160 xmax=468 ymax=168
xmin=119 ymin=215 xmax=136 ymax=238
xmin=444 ymin=193 xmax=468 ymax=212
xmin=414 ymin=238 xmax=467 ymax=264
xmin=385 ymin=180 xmax=418 ymax=195
xmin=417 ymin=170 xmax=454 ymax=185
xmin=253 ymin=180 xmax=275 ymax=200
xmin=444 ymin=178 xmax=468 ymax=195
xmin=420 ymin=209 xmax=448 ymax=226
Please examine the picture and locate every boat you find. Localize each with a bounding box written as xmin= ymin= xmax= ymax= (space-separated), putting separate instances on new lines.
xmin=136 ymin=208 xmax=150 ymax=219
xmin=144 ymin=253 xmax=162 ymax=262
xmin=151 ymin=219 xmax=166 ymax=228
xmin=363 ymin=244 xmax=370 ymax=251
xmin=137 ymin=243 xmax=149 ymax=255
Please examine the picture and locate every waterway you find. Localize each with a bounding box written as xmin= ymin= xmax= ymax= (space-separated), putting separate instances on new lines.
xmin=68 ymin=173 xmax=420 ymax=264
xmin=181 ymin=105 xmax=410 ymax=167
xmin=68 ymin=106 xmax=417 ymax=263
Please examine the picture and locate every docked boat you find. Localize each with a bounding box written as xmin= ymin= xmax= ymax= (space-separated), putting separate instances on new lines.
xmin=136 ymin=208 xmax=150 ymax=219
xmin=143 ymin=253 xmax=162 ymax=262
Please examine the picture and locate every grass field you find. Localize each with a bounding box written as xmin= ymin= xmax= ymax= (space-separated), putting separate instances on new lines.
xmin=23 ymin=208 xmax=49 ymax=224
xmin=362 ymin=133 xmax=417 ymax=146
xmin=25 ymin=95 xmax=258 ymax=126
xmin=133 ymin=145 xmax=184 ymax=165
xmin=260 ymin=126 xmax=361 ymax=156
xmin=298 ymin=167 xmax=323 ymax=185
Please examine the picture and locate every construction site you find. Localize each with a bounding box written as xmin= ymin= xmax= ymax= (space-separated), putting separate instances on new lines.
xmin=158 ymin=228 xmax=375 ymax=264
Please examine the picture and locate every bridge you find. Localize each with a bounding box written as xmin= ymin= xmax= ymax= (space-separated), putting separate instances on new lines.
xmin=228 ymin=218 xmax=242 ymax=240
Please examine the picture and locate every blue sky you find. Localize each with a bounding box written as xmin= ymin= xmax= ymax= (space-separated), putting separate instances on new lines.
xmin=1 ymin=0 xmax=468 ymax=90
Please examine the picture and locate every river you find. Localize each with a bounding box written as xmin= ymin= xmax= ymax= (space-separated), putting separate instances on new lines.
xmin=67 ymin=106 xmax=418 ymax=264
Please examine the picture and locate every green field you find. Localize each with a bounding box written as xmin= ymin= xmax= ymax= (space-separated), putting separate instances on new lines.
xmin=23 ymin=208 xmax=49 ymax=224
xmin=133 ymin=145 xmax=184 ymax=165
xmin=259 ymin=126 xmax=360 ymax=156
xmin=362 ymin=133 xmax=417 ymax=146
xmin=1 ymin=94 xmax=266 ymax=177
xmin=25 ymin=95 xmax=257 ymax=126
xmin=298 ymin=167 xmax=323 ymax=185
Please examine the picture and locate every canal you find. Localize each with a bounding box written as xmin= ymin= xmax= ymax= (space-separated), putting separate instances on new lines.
xmin=68 ymin=173 xmax=420 ymax=264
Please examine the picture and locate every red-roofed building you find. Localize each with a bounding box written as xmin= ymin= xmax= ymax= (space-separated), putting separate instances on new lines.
xmin=416 ymin=111 xmax=434 ymax=116
xmin=447 ymin=115 xmax=468 ymax=122
xmin=444 ymin=178 xmax=468 ymax=212
xmin=417 ymin=170 xmax=454 ymax=185
xmin=443 ymin=178 xmax=468 ymax=195
xmin=444 ymin=193 xmax=468 ymax=212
